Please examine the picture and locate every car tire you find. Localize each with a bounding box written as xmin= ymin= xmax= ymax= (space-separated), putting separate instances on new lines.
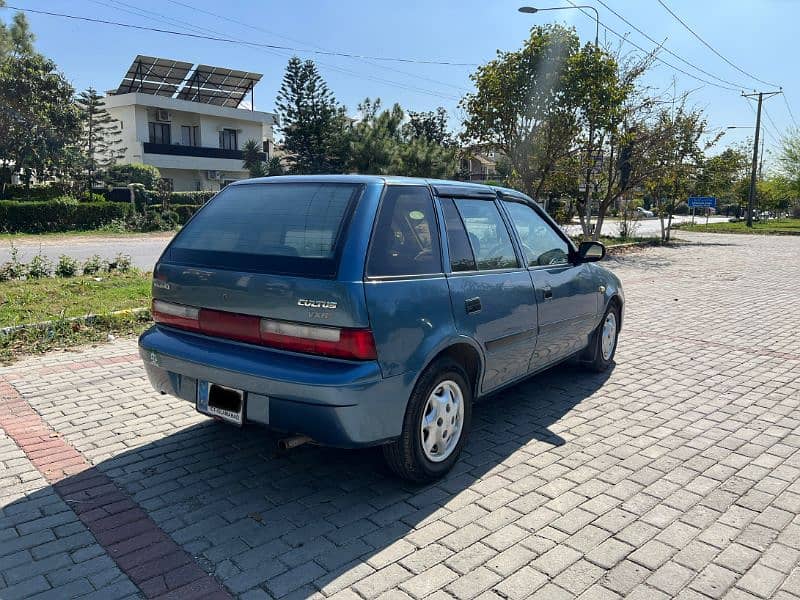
xmin=383 ymin=359 xmax=472 ymax=482
xmin=584 ymin=303 xmax=620 ymax=372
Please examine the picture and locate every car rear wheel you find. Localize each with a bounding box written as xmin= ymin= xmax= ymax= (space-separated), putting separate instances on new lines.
xmin=585 ymin=303 xmax=620 ymax=372
xmin=383 ymin=359 xmax=472 ymax=482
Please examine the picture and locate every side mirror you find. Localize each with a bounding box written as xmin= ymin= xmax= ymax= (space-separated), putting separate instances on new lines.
xmin=577 ymin=241 xmax=606 ymax=262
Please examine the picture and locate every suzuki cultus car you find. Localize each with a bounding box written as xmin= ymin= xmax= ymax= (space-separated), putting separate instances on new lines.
xmin=140 ymin=176 xmax=623 ymax=481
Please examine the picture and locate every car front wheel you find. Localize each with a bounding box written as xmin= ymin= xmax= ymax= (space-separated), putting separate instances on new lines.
xmin=585 ymin=303 xmax=620 ymax=372
xmin=383 ymin=359 xmax=472 ymax=482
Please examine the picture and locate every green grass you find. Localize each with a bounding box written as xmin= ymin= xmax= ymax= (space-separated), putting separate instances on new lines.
xmin=0 ymin=271 xmax=152 ymax=363
xmin=0 ymin=271 xmax=152 ymax=328
xmin=674 ymin=218 xmax=800 ymax=235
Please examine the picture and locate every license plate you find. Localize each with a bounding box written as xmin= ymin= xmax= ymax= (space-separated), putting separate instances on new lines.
xmin=197 ymin=380 xmax=244 ymax=426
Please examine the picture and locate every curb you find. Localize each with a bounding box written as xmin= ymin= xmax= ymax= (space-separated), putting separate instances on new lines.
xmin=0 ymin=307 xmax=150 ymax=337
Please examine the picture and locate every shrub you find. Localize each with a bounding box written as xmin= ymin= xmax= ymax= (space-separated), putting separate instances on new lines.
xmin=106 ymin=163 xmax=161 ymax=188
xmin=0 ymin=246 xmax=26 ymax=281
xmin=108 ymin=253 xmax=133 ymax=273
xmin=168 ymin=190 xmax=215 ymax=205
xmin=793 ymin=205 xmax=800 ymax=219
xmin=55 ymin=255 xmax=79 ymax=277
xmin=26 ymin=253 xmax=53 ymax=278
xmin=0 ymin=200 xmax=132 ymax=233
xmin=673 ymin=202 xmax=689 ymax=215
xmin=82 ymin=254 xmax=104 ymax=275
xmin=0 ymin=183 xmax=68 ymax=201
xmin=168 ymin=204 xmax=200 ymax=224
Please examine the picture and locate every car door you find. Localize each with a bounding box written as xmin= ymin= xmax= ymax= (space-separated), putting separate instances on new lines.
xmin=501 ymin=199 xmax=600 ymax=370
xmin=439 ymin=195 xmax=538 ymax=394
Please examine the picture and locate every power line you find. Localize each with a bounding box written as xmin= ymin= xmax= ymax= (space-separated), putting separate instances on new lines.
xmin=161 ymin=0 xmax=472 ymax=95
xmin=4 ymin=5 xmax=478 ymax=67
xmin=591 ymin=0 xmax=748 ymax=90
xmin=563 ymin=0 xmax=740 ymax=92
xmin=782 ymin=93 xmax=799 ymax=129
xmin=656 ymin=0 xmax=780 ymax=89
xmin=763 ymin=106 xmax=784 ymax=142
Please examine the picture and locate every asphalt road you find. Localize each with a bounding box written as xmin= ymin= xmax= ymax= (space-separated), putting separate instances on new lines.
xmin=0 ymin=215 xmax=730 ymax=271
xmin=0 ymin=232 xmax=174 ymax=271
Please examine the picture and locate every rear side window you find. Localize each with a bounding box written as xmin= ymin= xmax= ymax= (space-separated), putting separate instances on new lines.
xmin=168 ymin=182 xmax=362 ymax=277
xmin=441 ymin=198 xmax=476 ymax=272
xmin=454 ymin=199 xmax=519 ymax=270
xmin=367 ymin=186 xmax=442 ymax=277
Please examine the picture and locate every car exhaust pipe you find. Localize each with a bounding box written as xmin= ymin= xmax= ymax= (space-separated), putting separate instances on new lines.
xmin=278 ymin=435 xmax=312 ymax=450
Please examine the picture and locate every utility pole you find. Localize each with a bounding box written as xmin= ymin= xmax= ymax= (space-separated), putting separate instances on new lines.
xmin=742 ymin=91 xmax=781 ymax=227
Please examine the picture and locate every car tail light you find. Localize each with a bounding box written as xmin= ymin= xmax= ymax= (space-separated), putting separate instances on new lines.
xmin=259 ymin=319 xmax=377 ymax=360
xmin=152 ymin=300 xmax=376 ymax=361
xmin=152 ymin=299 xmax=200 ymax=330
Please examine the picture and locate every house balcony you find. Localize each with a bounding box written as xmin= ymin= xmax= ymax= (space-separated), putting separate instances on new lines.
xmin=142 ymin=142 xmax=266 ymax=161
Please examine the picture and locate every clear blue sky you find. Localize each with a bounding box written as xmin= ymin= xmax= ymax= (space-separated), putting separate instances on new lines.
xmin=5 ymin=0 xmax=797 ymax=163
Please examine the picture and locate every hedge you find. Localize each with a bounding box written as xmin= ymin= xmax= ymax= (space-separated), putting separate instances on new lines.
xmin=0 ymin=200 xmax=132 ymax=233
xmin=1 ymin=184 xmax=69 ymax=201
xmin=106 ymin=188 xmax=215 ymax=206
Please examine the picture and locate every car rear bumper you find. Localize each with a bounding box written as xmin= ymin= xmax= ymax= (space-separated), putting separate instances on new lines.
xmin=138 ymin=325 xmax=411 ymax=448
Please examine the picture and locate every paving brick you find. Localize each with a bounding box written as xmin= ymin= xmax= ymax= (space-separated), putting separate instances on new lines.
xmin=3 ymin=234 xmax=800 ymax=600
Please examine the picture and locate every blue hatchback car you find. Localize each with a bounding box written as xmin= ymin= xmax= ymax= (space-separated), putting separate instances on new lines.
xmin=139 ymin=176 xmax=623 ymax=481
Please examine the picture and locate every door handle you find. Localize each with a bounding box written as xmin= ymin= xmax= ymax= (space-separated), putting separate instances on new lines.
xmin=543 ymin=286 xmax=553 ymax=301
xmin=465 ymin=297 xmax=482 ymax=314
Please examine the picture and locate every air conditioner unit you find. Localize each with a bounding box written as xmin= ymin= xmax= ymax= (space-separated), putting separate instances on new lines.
xmin=207 ymin=170 xmax=221 ymax=180
xmin=155 ymin=109 xmax=171 ymax=122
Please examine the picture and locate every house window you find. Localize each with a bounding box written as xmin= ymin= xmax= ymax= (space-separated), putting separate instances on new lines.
xmin=148 ymin=122 xmax=171 ymax=144
xmin=181 ymin=125 xmax=200 ymax=146
xmin=219 ymin=129 xmax=238 ymax=150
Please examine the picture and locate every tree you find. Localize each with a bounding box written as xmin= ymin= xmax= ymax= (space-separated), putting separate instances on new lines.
xmin=403 ymin=107 xmax=453 ymax=146
xmin=347 ymin=99 xmax=457 ymax=178
xmin=275 ymin=57 xmax=349 ymax=174
xmin=0 ymin=2 xmax=35 ymax=58
xmin=778 ymin=129 xmax=800 ymax=198
xmin=348 ymin=98 xmax=403 ymax=174
xmin=105 ymin=163 xmax=161 ymax=188
xmin=242 ymin=139 xmax=266 ymax=177
xmin=695 ymin=146 xmax=749 ymax=207
xmin=568 ymin=44 xmax=637 ymax=235
xmin=461 ymin=25 xmax=581 ymax=198
xmin=75 ymin=87 xmax=126 ymax=196
xmin=0 ymin=53 xmax=82 ymax=193
xmin=644 ymin=100 xmax=717 ymax=241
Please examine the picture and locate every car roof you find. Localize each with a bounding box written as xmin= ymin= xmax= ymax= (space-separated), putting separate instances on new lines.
xmin=231 ymin=175 xmax=535 ymax=202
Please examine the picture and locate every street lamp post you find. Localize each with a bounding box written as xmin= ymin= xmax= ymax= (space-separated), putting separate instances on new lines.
xmin=518 ymin=6 xmax=599 ymax=46
xmin=519 ymin=5 xmax=600 ymax=237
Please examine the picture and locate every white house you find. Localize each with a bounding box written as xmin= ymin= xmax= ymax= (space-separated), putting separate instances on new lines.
xmin=103 ymin=56 xmax=277 ymax=191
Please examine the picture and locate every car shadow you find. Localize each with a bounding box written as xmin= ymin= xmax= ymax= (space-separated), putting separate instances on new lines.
xmin=2 ymin=361 xmax=613 ymax=597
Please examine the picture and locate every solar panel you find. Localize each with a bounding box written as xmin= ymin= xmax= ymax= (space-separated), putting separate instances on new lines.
xmin=176 ymin=65 xmax=263 ymax=108
xmin=115 ymin=55 xmax=193 ymax=97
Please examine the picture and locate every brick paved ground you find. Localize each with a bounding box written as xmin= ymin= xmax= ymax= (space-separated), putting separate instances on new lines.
xmin=1 ymin=232 xmax=800 ymax=599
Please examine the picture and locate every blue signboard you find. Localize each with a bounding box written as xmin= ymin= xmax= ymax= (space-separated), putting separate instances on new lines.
xmin=688 ymin=196 xmax=716 ymax=208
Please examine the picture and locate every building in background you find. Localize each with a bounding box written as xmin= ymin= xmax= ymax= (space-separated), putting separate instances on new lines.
xmin=459 ymin=145 xmax=508 ymax=182
xmin=103 ymin=55 xmax=276 ymax=191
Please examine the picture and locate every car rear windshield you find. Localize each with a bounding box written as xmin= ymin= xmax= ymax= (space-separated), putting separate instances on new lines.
xmin=167 ymin=182 xmax=363 ymax=277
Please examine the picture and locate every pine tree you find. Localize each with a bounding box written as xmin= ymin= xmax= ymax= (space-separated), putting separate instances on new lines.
xmin=0 ymin=2 xmax=35 ymax=58
xmin=75 ymin=87 xmax=126 ymax=195
xmin=275 ymin=57 xmax=349 ymax=174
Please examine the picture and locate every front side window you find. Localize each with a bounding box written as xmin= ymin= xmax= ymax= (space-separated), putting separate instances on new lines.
xmin=453 ymin=199 xmax=518 ymax=270
xmin=219 ymin=128 xmax=238 ymax=150
xmin=367 ymin=186 xmax=442 ymax=277
xmin=148 ymin=122 xmax=170 ymax=144
xmin=503 ymin=201 xmax=570 ymax=267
